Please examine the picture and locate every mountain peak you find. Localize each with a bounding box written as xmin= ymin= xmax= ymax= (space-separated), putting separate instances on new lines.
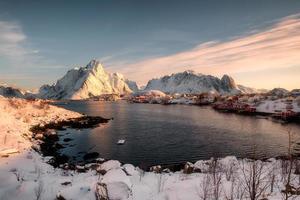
xmin=86 ymin=59 xmax=104 ymax=71
xmin=38 ymin=60 xmax=133 ymax=99
xmin=221 ymin=74 xmax=237 ymax=89
xmin=145 ymin=71 xmax=240 ymax=94
xmin=183 ymin=70 xmax=196 ymax=74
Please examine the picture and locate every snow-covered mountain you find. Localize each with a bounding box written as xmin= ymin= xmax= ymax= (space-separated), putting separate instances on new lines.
xmin=0 ymin=84 xmax=25 ymax=98
xmin=39 ymin=60 xmax=134 ymax=100
xmin=125 ymin=79 xmax=139 ymax=92
xmin=237 ymin=85 xmax=269 ymax=94
xmin=144 ymin=70 xmax=241 ymax=94
xmin=268 ymin=88 xmax=289 ymax=96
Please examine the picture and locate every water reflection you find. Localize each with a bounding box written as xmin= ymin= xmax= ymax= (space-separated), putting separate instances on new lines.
xmin=55 ymin=101 xmax=300 ymax=166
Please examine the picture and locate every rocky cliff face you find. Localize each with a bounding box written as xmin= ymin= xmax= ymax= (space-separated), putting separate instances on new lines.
xmin=0 ymin=85 xmax=25 ymax=98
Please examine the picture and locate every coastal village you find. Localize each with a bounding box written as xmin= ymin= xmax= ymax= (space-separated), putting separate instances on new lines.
xmin=127 ymin=88 xmax=300 ymax=122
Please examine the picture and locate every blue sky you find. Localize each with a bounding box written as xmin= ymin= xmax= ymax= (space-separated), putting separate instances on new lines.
xmin=0 ymin=0 xmax=300 ymax=89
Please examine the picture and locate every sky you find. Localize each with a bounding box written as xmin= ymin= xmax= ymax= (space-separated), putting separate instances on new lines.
xmin=0 ymin=0 xmax=299 ymax=90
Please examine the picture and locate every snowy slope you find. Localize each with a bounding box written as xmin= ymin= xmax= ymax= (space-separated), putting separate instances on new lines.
xmin=39 ymin=60 xmax=133 ymax=100
xmin=237 ymin=85 xmax=268 ymax=94
xmin=268 ymin=88 xmax=289 ymax=96
xmin=145 ymin=71 xmax=240 ymax=94
xmin=256 ymin=98 xmax=300 ymax=113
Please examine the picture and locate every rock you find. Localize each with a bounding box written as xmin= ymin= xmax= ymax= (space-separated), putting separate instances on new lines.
xmin=45 ymin=129 xmax=57 ymax=136
xmin=32 ymin=144 xmax=41 ymax=152
xmin=95 ymin=183 xmax=109 ymax=200
xmin=84 ymin=163 xmax=100 ymax=170
xmin=101 ymin=169 xmax=132 ymax=188
xmin=76 ymin=165 xmax=86 ymax=173
xmin=183 ymin=162 xmax=194 ymax=174
xmin=56 ymin=194 xmax=67 ymax=200
xmin=162 ymin=168 xmax=171 ymax=173
xmin=34 ymin=133 xmax=44 ymax=140
xmin=194 ymin=160 xmax=210 ymax=173
xmin=98 ymin=160 xmax=121 ymax=174
xmin=83 ymin=152 xmax=99 ymax=160
xmin=107 ymin=182 xmax=131 ymax=200
xmin=150 ymin=165 xmax=162 ymax=173
xmin=61 ymin=181 xmax=72 ymax=186
xmin=96 ymin=157 xmax=105 ymax=163
xmin=122 ymin=164 xmax=138 ymax=176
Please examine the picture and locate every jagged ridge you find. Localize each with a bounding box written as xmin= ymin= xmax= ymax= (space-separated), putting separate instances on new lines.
xmin=39 ymin=60 xmax=137 ymax=100
xmin=144 ymin=71 xmax=241 ymax=94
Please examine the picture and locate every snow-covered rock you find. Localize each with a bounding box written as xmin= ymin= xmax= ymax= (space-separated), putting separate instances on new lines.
xmin=291 ymin=89 xmax=300 ymax=96
xmin=38 ymin=59 xmax=134 ymax=100
xmin=237 ymin=84 xmax=268 ymax=94
xmin=99 ymin=160 xmax=122 ymax=172
xmin=122 ymin=164 xmax=139 ymax=176
xmin=101 ymin=169 xmax=132 ymax=188
xmin=144 ymin=71 xmax=241 ymax=94
xmin=268 ymin=88 xmax=289 ymax=97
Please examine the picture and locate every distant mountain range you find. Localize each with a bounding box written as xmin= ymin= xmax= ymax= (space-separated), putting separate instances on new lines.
xmin=0 ymin=84 xmax=25 ymax=98
xmin=145 ymin=70 xmax=260 ymax=95
xmin=38 ymin=60 xmax=137 ymax=99
xmin=0 ymin=59 xmax=297 ymax=99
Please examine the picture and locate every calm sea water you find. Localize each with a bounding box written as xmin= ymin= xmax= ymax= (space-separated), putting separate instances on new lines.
xmin=54 ymin=100 xmax=300 ymax=167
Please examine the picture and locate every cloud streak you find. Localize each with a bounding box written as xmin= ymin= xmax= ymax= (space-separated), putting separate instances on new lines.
xmin=110 ymin=14 xmax=300 ymax=88
xmin=0 ymin=21 xmax=40 ymax=66
xmin=0 ymin=20 xmax=67 ymax=88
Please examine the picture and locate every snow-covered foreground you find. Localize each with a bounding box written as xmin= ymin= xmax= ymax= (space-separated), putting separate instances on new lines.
xmin=1 ymin=152 xmax=300 ymax=200
xmin=256 ymin=99 xmax=300 ymax=114
xmin=0 ymin=97 xmax=81 ymax=156
xmin=0 ymin=97 xmax=299 ymax=200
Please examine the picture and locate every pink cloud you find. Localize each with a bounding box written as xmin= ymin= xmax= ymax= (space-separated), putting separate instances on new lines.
xmin=112 ymin=14 xmax=300 ymax=87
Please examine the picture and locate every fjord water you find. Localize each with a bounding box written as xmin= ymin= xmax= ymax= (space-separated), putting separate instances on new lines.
xmin=55 ymin=101 xmax=300 ymax=167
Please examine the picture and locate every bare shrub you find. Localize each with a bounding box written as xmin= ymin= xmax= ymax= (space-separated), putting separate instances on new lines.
xmin=268 ymin=163 xmax=277 ymax=193
xmin=280 ymin=128 xmax=299 ymax=199
xmin=95 ymin=183 xmax=108 ymax=200
xmin=209 ymin=158 xmax=222 ymax=200
xmin=224 ymin=175 xmax=236 ymax=200
xmin=235 ymin=178 xmax=246 ymax=200
xmin=34 ymin=181 xmax=44 ymax=200
xmin=198 ymin=173 xmax=211 ymax=200
xmin=225 ymin=160 xmax=236 ymax=181
xmin=157 ymin=173 xmax=166 ymax=192
xmin=12 ymin=170 xmax=24 ymax=182
xmin=240 ymin=159 xmax=269 ymax=200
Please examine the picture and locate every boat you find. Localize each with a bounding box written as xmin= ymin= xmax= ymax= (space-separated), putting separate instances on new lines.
xmin=117 ymin=139 xmax=126 ymax=145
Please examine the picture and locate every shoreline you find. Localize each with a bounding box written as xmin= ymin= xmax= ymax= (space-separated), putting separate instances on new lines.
xmin=54 ymin=98 xmax=300 ymax=124
xmin=30 ymin=116 xmax=110 ymax=168
xmin=32 ymin=102 xmax=300 ymax=173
